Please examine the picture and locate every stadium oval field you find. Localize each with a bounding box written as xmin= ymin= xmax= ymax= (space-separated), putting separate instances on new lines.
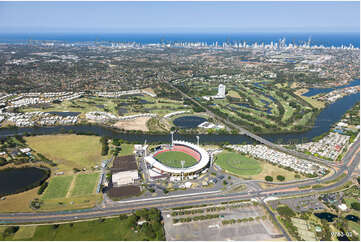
xmin=154 ymin=151 xmax=198 ymax=168
xmin=145 ymin=140 xmax=210 ymax=175
xmin=215 ymin=151 xmax=262 ymax=176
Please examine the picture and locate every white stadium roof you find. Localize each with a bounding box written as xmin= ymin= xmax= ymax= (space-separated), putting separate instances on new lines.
xmin=144 ymin=140 xmax=210 ymax=174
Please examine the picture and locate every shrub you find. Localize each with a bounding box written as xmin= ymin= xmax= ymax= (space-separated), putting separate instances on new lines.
xmin=276 ymin=175 xmax=285 ymax=181
xmin=37 ymin=181 xmax=48 ymax=195
xmin=265 ymin=176 xmax=273 ymax=182
xmin=351 ymin=202 xmax=360 ymax=211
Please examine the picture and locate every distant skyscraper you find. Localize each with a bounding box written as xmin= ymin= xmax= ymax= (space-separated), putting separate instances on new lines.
xmin=217 ymin=84 xmax=226 ymax=98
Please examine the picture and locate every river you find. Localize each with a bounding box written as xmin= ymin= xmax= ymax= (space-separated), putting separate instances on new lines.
xmin=0 ymin=92 xmax=359 ymax=144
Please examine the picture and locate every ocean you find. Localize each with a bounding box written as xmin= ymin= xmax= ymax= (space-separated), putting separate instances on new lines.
xmin=0 ymin=32 xmax=359 ymax=47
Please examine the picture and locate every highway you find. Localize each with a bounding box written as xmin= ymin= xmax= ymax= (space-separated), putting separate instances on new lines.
xmin=0 ymin=81 xmax=358 ymax=228
xmin=0 ymin=137 xmax=358 ymax=224
xmin=166 ymin=81 xmax=342 ymax=168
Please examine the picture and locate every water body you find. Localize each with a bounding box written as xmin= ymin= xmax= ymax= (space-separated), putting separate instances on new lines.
xmin=263 ymin=92 xmax=360 ymax=143
xmin=46 ymin=111 xmax=80 ymax=117
xmin=0 ymin=33 xmax=359 ymax=48
xmin=345 ymin=214 xmax=359 ymax=222
xmin=302 ymin=79 xmax=360 ymax=97
xmin=314 ymin=212 xmax=338 ymax=222
xmin=0 ymin=167 xmax=49 ymax=196
xmin=0 ymin=91 xmax=359 ymax=144
xmin=173 ymin=116 xmax=208 ymax=129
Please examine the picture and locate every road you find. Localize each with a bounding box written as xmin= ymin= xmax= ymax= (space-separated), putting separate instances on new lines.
xmin=0 ymin=137 xmax=358 ymax=224
xmin=166 ymin=81 xmax=341 ymax=168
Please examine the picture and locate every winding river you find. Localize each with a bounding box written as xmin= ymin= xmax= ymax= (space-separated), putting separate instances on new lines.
xmin=0 ymin=92 xmax=359 ymax=144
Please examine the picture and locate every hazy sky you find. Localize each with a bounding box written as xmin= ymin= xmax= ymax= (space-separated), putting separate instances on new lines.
xmin=0 ymin=1 xmax=359 ymax=33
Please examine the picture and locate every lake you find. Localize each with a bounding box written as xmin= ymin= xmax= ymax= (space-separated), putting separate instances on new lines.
xmin=0 ymin=167 xmax=49 ymax=196
xmin=173 ymin=116 xmax=208 ymax=129
xmin=302 ymin=79 xmax=360 ymax=97
xmin=314 ymin=212 xmax=338 ymax=222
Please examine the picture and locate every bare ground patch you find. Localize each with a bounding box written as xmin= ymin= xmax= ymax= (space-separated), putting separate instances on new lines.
xmin=113 ymin=117 xmax=151 ymax=131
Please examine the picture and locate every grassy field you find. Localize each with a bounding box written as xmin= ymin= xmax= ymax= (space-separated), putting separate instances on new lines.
xmin=155 ymin=151 xmax=198 ymax=168
xmin=254 ymin=162 xmax=305 ymax=181
xmin=25 ymin=134 xmax=109 ymax=172
xmin=215 ymin=151 xmax=262 ymax=176
xmin=12 ymin=226 xmax=37 ymax=240
xmin=42 ymin=175 xmax=73 ymax=200
xmin=29 ymin=215 xmax=163 ymax=240
xmin=0 ymin=186 xmax=39 ymax=213
xmin=2 ymin=210 xmax=164 ymax=241
xmin=71 ymin=173 xmax=99 ymax=196
xmin=39 ymin=194 xmax=102 ymax=212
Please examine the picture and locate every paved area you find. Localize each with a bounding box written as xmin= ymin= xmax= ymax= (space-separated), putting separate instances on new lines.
xmin=268 ymin=195 xmax=326 ymax=212
xmin=162 ymin=204 xmax=281 ymax=241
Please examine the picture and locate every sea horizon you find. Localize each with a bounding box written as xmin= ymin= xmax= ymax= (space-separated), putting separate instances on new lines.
xmin=0 ymin=32 xmax=359 ymax=47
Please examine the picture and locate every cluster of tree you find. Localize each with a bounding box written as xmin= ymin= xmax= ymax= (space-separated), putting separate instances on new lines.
xmin=37 ymin=181 xmax=48 ymax=195
xmin=128 ymin=208 xmax=165 ymax=240
xmin=2 ymin=226 xmax=19 ymax=239
xmin=222 ymin=216 xmax=265 ymax=225
xmin=173 ymin=214 xmax=220 ymax=224
xmin=351 ymin=202 xmax=360 ymax=211
xmin=276 ymin=206 xmax=301 ymax=240
xmin=100 ymin=137 xmax=109 ymax=156
xmin=171 ymin=209 xmax=204 ymax=216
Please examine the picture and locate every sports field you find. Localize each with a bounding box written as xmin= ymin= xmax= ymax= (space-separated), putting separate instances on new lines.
xmin=155 ymin=151 xmax=198 ymax=168
xmin=25 ymin=134 xmax=110 ymax=172
xmin=71 ymin=173 xmax=99 ymax=196
xmin=42 ymin=175 xmax=73 ymax=200
xmin=215 ymin=152 xmax=262 ymax=176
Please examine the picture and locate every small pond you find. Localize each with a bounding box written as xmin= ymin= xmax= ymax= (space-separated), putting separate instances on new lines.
xmin=314 ymin=212 xmax=338 ymax=222
xmin=0 ymin=167 xmax=49 ymax=196
xmin=173 ymin=116 xmax=208 ymax=129
xmin=345 ymin=214 xmax=359 ymax=222
xmin=47 ymin=111 xmax=80 ymax=117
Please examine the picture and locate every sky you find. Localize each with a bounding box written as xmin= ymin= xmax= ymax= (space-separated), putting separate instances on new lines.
xmin=0 ymin=1 xmax=359 ymax=33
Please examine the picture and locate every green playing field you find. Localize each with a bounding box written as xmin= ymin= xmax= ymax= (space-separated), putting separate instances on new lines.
xmin=154 ymin=151 xmax=198 ymax=168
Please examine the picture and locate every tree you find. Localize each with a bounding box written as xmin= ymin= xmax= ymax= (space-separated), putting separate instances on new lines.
xmin=276 ymin=175 xmax=285 ymax=181
xmin=351 ymin=202 xmax=360 ymax=211
xmin=265 ymin=176 xmax=273 ymax=182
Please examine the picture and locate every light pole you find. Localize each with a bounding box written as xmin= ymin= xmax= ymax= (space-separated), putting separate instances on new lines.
xmin=170 ymin=131 xmax=174 ymax=149
xmin=196 ymin=136 xmax=200 ymax=146
xmin=181 ymin=160 xmax=185 ymax=180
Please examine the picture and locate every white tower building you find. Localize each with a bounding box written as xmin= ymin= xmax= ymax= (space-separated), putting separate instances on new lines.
xmin=217 ymin=84 xmax=226 ymax=98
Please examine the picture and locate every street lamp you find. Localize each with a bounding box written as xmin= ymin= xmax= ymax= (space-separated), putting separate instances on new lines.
xmin=170 ymin=131 xmax=174 ymax=149
xmin=196 ymin=136 xmax=200 ymax=146
xmin=181 ymin=160 xmax=185 ymax=180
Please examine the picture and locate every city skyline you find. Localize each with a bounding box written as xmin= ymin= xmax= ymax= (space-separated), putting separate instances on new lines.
xmin=0 ymin=1 xmax=359 ymax=33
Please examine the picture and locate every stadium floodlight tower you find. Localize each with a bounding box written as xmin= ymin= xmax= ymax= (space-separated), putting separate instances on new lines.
xmin=196 ymin=136 xmax=200 ymax=146
xmin=170 ymin=131 xmax=174 ymax=149
xmin=181 ymin=160 xmax=185 ymax=180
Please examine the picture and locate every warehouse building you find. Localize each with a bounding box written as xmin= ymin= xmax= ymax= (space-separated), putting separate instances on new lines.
xmin=111 ymin=155 xmax=139 ymax=186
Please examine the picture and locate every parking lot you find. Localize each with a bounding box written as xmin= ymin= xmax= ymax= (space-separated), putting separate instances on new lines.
xmin=162 ymin=203 xmax=281 ymax=241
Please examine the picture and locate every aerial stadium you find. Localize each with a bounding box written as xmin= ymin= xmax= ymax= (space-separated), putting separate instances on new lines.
xmin=144 ymin=139 xmax=210 ymax=179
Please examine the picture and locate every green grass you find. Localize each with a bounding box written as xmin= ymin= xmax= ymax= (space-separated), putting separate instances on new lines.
xmin=12 ymin=226 xmax=37 ymax=240
xmin=29 ymin=216 xmax=164 ymax=240
xmin=25 ymin=134 xmax=109 ymax=172
xmin=155 ymin=151 xmax=198 ymax=168
xmin=42 ymin=176 xmax=73 ymax=200
xmin=71 ymin=173 xmax=99 ymax=196
xmin=215 ymin=151 xmax=262 ymax=176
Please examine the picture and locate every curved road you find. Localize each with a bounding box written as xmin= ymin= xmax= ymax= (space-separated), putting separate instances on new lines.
xmin=0 ymin=138 xmax=358 ymax=224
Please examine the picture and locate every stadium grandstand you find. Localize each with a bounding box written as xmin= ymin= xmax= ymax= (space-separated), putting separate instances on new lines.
xmin=144 ymin=140 xmax=210 ymax=176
